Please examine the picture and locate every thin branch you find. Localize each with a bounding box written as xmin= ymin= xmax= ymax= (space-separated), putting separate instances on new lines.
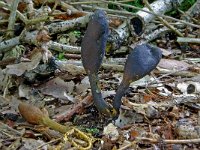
xmin=138 ymin=137 xmax=200 ymax=144
xmin=49 ymin=41 xmax=81 ymax=54
xmin=119 ymin=138 xmax=200 ymax=150
xmin=82 ymin=5 xmax=133 ymax=17
xmin=0 ymin=1 xmax=27 ymax=24
xmin=7 ymin=0 xmax=20 ymax=37
xmin=177 ymin=37 xmax=200 ymax=44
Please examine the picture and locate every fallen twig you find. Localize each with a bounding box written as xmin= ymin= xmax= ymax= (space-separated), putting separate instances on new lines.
xmin=49 ymin=41 xmax=81 ymax=54
xmin=0 ymin=1 xmax=27 ymax=24
xmin=7 ymin=0 xmax=20 ymax=37
xmin=137 ymin=137 xmax=200 ymax=144
xmin=82 ymin=5 xmax=132 ymax=17
xmin=0 ymin=122 xmax=22 ymax=137
xmin=119 ymin=137 xmax=200 ymax=150
xmin=0 ymin=13 xmax=91 ymax=52
xmin=177 ymin=37 xmax=200 ymax=44
xmin=123 ymin=95 xmax=200 ymax=113
xmin=53 ymin=95 xmax=93 ymax=122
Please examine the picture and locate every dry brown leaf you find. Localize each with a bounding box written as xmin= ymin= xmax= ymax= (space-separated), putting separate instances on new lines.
xmin=101 ymin=136 xmax=115 ymax=150
xmin=38 ymin=77 xmax=75 ymax=102
xmin=6 ymin=50 xmax=42 ymax=76
xmin=143 ymin=94 xmax=157 ymax=102
xmin=36 ymin=29 xmax=51 ymax=43
xmin=109 ymin=18 xmax=123 ymax=28
xmin=158 ymin=59 xmax=191 ymax=71
xmin=103 ymin=123 xmax=119 ymax=141
xmin=129 ymin=130 xmax=139 ymax=140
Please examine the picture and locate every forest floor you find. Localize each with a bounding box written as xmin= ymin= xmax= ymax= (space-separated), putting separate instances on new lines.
xmin=0 ymin=0 xmax=200 ymax=149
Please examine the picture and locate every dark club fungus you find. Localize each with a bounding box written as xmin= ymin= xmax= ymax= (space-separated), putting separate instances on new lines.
xmin=81 ymin=10 xmax=115 ymax=116
xmin=81 ymin=10 xmax=162 ymax=118
xmin=113 ymin=44 xmax=162 ymax=117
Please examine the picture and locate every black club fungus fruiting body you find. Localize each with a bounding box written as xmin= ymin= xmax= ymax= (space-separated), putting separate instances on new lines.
xmin=113 ymin=44 xmax=162 ymax=116
xmin=81 ymin=10 xmax=114 ymax=116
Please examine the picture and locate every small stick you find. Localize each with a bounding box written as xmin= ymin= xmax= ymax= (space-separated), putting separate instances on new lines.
xmin=64 ymin=53 xmax=81 ymax=59
xmin=25 ymin=0 xmax=34 ymax=19
xmin=7 ymin=0 xmax=20 ymax=37
xmin=0 ymin=1 xmax=27 ymax=24
xmin=46 ymin=0 xmax=79 ymax=14
xmin=82 ymin=5 xmax=133 ymax=16
xmin=119 ymin=138 xmax=200 ymax=150
xmin=35 ymin=137 xmax=62 ymax=150
xmin=137 ymin=137 xmax=200 ymax=144
xmin=70 ymin=0 xmax=133 ymax=5
xmin=0 ymin=122 xmax=22 ymax=136
xmin=54 ymin=95 xmax=93 ymax=122
xmin=49 ymin=41 xmax=81 ymax=54
xmin=177 ymin=37 xmax=200 ymax=44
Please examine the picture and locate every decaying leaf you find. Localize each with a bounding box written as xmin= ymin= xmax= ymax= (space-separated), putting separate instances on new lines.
xmin=58 ymin=63 xmax=85 ymax=76
xmin=6 ymin=50 xmax=42 ymax=76
xmin=158 ymin=59 xmax=191 ymax=71
xmin=38 ymin=77 xmax=75 ymax=102
xmin=22 ymin=139 xmax=47 ymax=150
xmin=36 ymin=29 xmax=51 ymax=43
xmin=103 ymin=123 xmax=119 ymax=141
xmin=114 ymin=109 xmax=144 ymax=128
xmin=18 ymin=83 xmax=32 ymax=99
xmin=175 ymin=119 xmax=200 ymax=139
xmin=75 ymin=76 xmax=90 ymax=95
xmin=102 ymin=90 xmax=115 ymax=98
